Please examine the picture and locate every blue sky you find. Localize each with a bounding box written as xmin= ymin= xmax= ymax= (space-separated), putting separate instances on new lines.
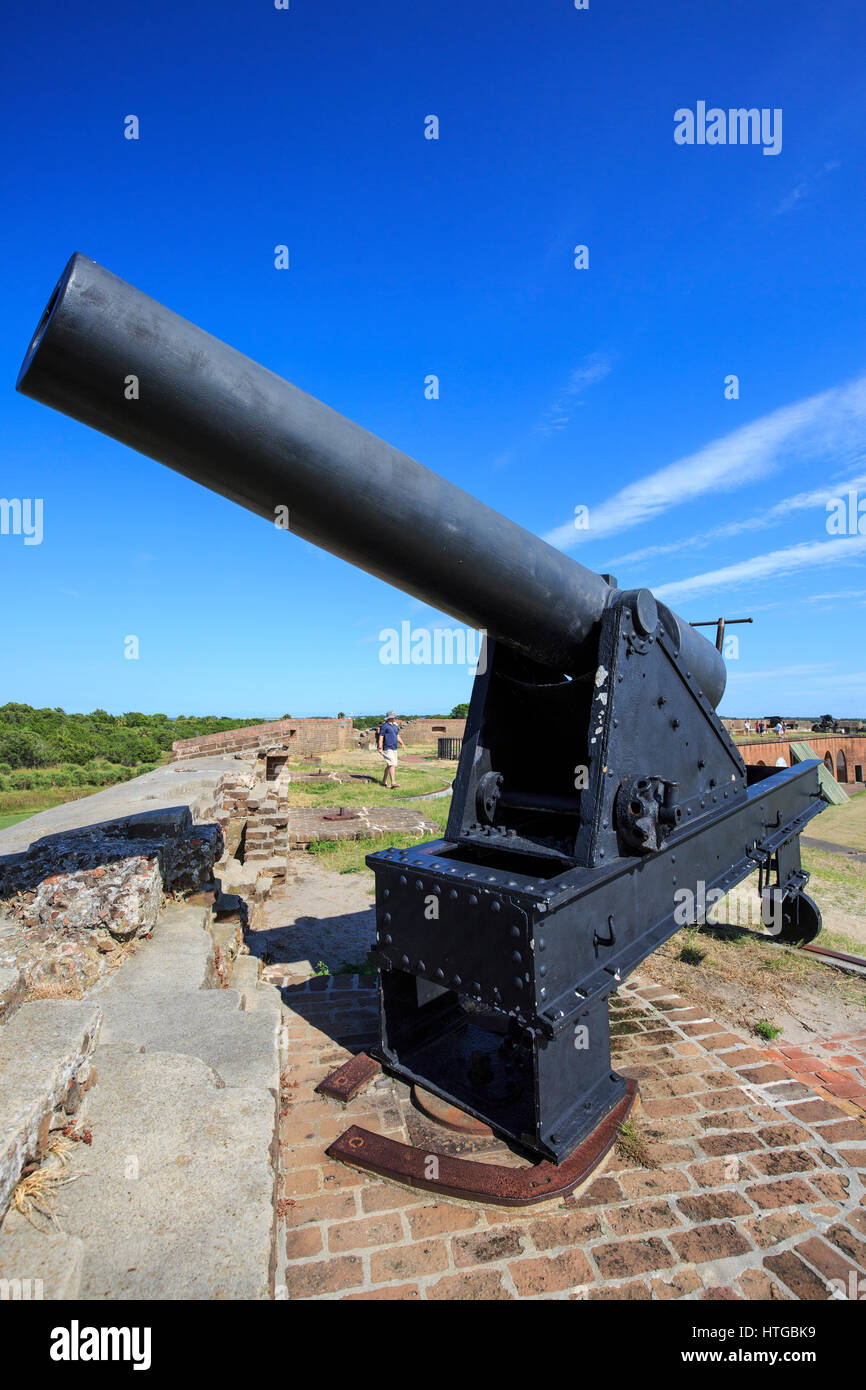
xmin=2 ymin=0 xmax=865 ymax=719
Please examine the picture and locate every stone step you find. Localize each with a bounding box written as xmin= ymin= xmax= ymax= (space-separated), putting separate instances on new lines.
xmin=0 ymin=1213 xmax=84 ymax=1299
xmin=91 ymin=903 xmax=216 ymax=999
xmin=41 ymin=1049 xmax=277 ymax=1300
xmin=96 ymin=976 xmax=279 ymax=1092
xmin=0 ymin=999 xmax=102 ymax=1217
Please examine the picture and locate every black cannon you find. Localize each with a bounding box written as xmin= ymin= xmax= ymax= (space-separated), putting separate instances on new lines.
xmin=17 ymin=255 xmax=826 ymax=1165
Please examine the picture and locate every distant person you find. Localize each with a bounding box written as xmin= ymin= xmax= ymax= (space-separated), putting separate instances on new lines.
xmin=744 ymin=720 xmax=751 ymax=736
xmin=756 ymin=719 xmax=763 ymax=736
xmin=377 ymin=711 xmax=406 ymax=789
xmin=776 ymin=721 xmax=784 ymax=737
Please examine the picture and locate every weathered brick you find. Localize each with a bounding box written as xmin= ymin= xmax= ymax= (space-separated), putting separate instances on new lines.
xmin=427 ymin=1270 xmax=513 ymax=1300
xmin=755 ymin=1122 xmax=815 ymax=1147
xmin=787 ymin=1099 xmax=849 ymax=1123
xmin=747 ymin=1148 xmax=818 ymax=1177
xmin=641 ymin=1096 xmax=700 ymax=1118
xmin=688 ymin=1157 xmax=756 ymax=1187
xmin=811 ymin=1171 xmax=851 ymax=1203
xmin=651 ymin=1269 xmax=703 ymax=1299
xmin=826 ymin=1223 xmax=866 ymax=1270
xmin=745 ymin=1177 xmax=819 ymax=1210
xmin=284 ymin=1225 xmax=323 ymax=1260
xmin=510 ymin=1250 xmax=594 ymax=1295
xmin=738 ymin=1268 xmax=790 ymax=1300
xmin=283 ymin=1255 xmax=364 ymax=1298
xmin=343 ymin=1283 xmax=421 ymax=1300
xmin=618 ymin=1169 xmax=691 ymax=1199
xmin=592 ymin=1237 xmax=675 ymax=1280
xmin=744 ymin=1210 xmax=812 ymax=1249
xmin=452 ymin=1228 xmax=524 ymax=1267
xmin=406 ymin=1203 xmax=480 ymax=1239
xmin=698 ymin=1131 xmax=764 ymax=1156
xmin=670 ymin=1222 xmax=752 ymax=1264
xmin=574 ymin=1175 xmax=624 ymax=1207
xmin=370 ymin=1240 xmax=449 ymax=1283
xmin=763 ymin=1251 xmax=830 ymax=1300
xmin=603 ymin=1200 xmax=681 ymax=1236
xmin=528 ymin=1209 xmax=603 ymax=1248
xmin=586 ymin=1280 xmax=651 ymax=1300
xmin=815 ymin=1119 xmax=866 ymax=1143
xmin=328 ymin=1213 xmax=404 ymax=1251
xmin=284 ymin=1191 xmax=357 ymax=1226
xmin=722 ymin=1047 xmax=771 ymax=1067
xmin=698 ymin=1109 xmax=754 ymax=1130
xmin=676 ymin=1192 xmax=752 ymax=1222
xmin=795 ymin=1237 xmax=862 ymax=1287
xmin=360 ymin=1185 xmax=419 ymax=1216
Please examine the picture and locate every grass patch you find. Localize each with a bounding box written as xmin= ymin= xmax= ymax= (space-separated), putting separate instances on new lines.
xmin=807 ymin=793 xmax=866 ymax=852
xmin=753 ymin=1019 xmax=782 ymax=1040
xmin=11 ymin=1136 xmax=77 ymax=1232
xmin=615 ymin=1119 xmax=658 ymax=1169
xmin=306 ymin=800 xmax=451 ymax=877
xmin=678 ymin=941 xmax=707 ymax=965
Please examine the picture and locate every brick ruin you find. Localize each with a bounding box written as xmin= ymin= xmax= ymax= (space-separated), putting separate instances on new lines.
xmin=172 ymin=716 xmax=353 ymax=763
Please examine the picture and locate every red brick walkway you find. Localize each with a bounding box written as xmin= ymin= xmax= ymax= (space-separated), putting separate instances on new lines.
xmin=761 ymin=1035 xmax=866 ymax=1114
xmin=274 ymin=973 xmax=866 ymax=1300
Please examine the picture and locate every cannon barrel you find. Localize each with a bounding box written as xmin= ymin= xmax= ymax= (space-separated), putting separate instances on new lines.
xmin=16 ymin=254 xmax=725 ymax=705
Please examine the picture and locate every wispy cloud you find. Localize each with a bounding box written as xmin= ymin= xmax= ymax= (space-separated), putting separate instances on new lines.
xmin=537 ymin=353 xmax=614 ymax=436
xmin=725 ymin=663 xmax=834 ymax=683
xmin=653 ymin=535 xmax=866 ymax=604
xmin=605 ymin=466 xmax=866 ymax=571
xmin=544 ymin=372 xmax=866 ymax=553
xmin=774 ymin=159 xmax=840 ymax=216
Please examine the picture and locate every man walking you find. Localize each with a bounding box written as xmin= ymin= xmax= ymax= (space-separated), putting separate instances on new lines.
xmin=377 ymin=711 xmax=406 ymax=789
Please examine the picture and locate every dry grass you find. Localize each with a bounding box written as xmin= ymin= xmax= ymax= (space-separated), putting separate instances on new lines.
xmin=11 ymin=1135 xmax=78 ymax=1232
xmin=28 ymin=980 xmax=86 ymax=1001
xmin=615 ymin=1118 xmax=658 ymax=1169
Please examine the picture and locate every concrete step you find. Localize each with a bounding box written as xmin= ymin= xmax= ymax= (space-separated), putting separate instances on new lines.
xmin=0 ymin=1212 xmax=84 ymax=1299
xmin=0 ymin=1000 xmax=102 ymax=1217
xmin=96 ymin=979 xmax=280 ymax=1092
xmin=43 ymin=1049 xmax=277 ymax=1299
xmin=91 ymin=904 xmax=216 ymax=1000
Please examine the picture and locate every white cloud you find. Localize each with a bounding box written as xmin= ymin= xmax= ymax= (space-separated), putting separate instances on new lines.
xmin=537 ymin=353 xmax=614 ymax=435
xmin=605 ymin=467 xmax=866 ymax=571
xmin=653 ymin=535 xmax=866 ymax=603
xmin=544 ymin=373 xmax=866 ymax=552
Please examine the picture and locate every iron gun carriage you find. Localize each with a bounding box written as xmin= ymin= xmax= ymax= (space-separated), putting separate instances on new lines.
xmin=17 ymin=254 xmax=826 ymax=1165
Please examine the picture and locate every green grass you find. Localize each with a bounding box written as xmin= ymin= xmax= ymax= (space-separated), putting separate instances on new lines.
xmin=753 ymin=1019 xmax=782 ymax=1040
xmin=807 ymin=793 xmax=866 ymax=852
xmin=306 ymin=798 xmax=451 ymax=876
xmin=0 ymin=810 xmax=38 ymax=831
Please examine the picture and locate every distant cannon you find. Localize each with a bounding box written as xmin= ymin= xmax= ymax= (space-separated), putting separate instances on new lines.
xmin=17 ymin=255 xmax=826 ymax=1168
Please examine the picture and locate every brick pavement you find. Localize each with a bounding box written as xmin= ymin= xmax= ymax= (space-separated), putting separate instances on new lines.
xmin=274 ymin=973 xmax=866 ymax=1300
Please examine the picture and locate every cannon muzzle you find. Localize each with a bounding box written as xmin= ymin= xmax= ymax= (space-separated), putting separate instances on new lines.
xmin=17 ymin=253 xmax=725 ymax=705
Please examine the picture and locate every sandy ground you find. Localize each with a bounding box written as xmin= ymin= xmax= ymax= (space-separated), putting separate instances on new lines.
xmin=247 ymin=856 xmax=375 ymax=975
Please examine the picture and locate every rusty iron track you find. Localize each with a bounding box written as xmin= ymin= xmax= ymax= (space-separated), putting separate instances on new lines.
xmin=326 ymin=1080 xmax=637 ymax=1207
